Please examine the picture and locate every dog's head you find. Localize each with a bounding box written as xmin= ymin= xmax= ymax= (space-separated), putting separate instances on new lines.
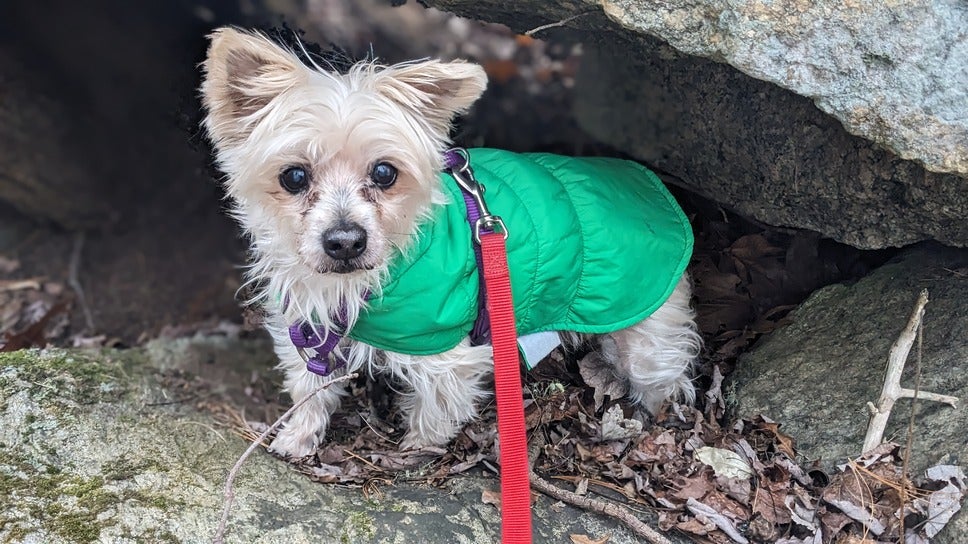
xmin=200 ymin=28 xmax=487 ymax=283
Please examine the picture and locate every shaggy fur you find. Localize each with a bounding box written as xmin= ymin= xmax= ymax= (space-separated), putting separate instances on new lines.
xmin=201 ymin=27 xmax=701 ymax=458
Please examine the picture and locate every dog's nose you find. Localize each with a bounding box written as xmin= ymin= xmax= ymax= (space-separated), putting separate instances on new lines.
xmin=322 ymin=222 xmax=367 ymax=260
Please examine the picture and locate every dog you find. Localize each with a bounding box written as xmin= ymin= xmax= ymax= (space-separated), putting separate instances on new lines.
xmin=200 ymin=27 xmax=701 ymax=458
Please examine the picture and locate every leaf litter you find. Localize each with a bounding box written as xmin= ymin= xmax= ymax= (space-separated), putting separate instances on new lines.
xmin=0 ymin=255 xmax=73 ymax=352
xmin=211 ymin=361 xmax=964 ymax=543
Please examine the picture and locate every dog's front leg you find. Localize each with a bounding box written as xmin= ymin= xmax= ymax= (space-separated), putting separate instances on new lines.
xmin=266 ymin=323 xmax=348 ymax=458
xmin=391 ymin=342 xmax=494 ymax=450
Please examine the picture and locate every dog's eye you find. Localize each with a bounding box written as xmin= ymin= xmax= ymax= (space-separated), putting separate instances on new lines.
xmin=279 ymin=166 xmax=310 ymax=194
xmin=370 ymin=162 xmax=397 ymax=188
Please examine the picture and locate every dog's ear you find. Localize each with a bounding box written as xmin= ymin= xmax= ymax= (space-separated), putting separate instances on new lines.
xmin=201 ymin=27 xmax=307 ymax=145
xmin=374 ymin=60 xmax=488 ymax=133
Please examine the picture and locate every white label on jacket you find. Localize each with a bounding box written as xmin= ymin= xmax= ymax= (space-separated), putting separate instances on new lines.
xmin=517 ymin=331 xmax=562 ymax=370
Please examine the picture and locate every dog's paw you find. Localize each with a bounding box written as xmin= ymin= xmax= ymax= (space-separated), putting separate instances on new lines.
xmin=268 ymin=427 xmax=318 ymax=459
xmin=399 ymin=430 xmax=448 ymax=451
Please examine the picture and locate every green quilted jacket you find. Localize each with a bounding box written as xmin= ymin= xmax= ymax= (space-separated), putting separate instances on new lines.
xmin=347 ymin=148 xmax=693 ymax=355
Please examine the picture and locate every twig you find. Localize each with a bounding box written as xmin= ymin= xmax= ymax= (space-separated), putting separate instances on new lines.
xmin=900 ymin=315 xmax=924 ymax=537
xmin=68 ymin=232 xmax=95 ymax=331
xmin=0 ymin=278 xmax=43 ymax=292
xmin=213 ymin=372 xmax=358 ymax=544
xmin=862 ymin=290 xmax=958 ymax=454
xmin=704 ymin=365 xmax=726 ymax=422
xmin=530 ymin=470 xmax=674 ymax=544
xmin=524 ymin=11 xmax=594 ymax=37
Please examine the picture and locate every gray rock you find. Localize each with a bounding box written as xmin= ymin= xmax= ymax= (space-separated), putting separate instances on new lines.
xmin=595 ymin=0 xmax=968 ymax=178
xmin=732 ymin=243 xmax=968 ymax=542
xmin=425 ymin=0 xmax=968 ymax=248
xmin=0 ymin=343 xmax=680 ymax=543
xmin=430 ymin=0 xmax=968 ymax=177
xmin=574 ymin=38 xmax=968 ymax=249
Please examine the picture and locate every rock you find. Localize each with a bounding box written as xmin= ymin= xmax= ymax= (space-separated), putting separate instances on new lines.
xmin=0 ymin=342 xmax=680 ymax=543
xmin=599 ymin=0 xmax=968 ymax=178
xmin=0 ymin=50 xmax=113 ymax=229
xmin=574 ymin=38 xmax=968 ymax=249
xmin=423 ymin=0 xmax=968 ymax=249
xmin=732 ymin=243 xmax=968 ymax=542
xmin=0 ymin=0 xmax=218 ymax=230
xmin=428 ymin=0 xmax=968 ymax=177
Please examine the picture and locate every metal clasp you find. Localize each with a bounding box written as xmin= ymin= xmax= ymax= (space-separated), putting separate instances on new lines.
xmin=447 ymin=148 xmax=509 ymax=245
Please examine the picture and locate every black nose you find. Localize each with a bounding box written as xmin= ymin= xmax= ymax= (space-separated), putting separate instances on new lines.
xmin=322 ymin=222 xmax=367 ymax=260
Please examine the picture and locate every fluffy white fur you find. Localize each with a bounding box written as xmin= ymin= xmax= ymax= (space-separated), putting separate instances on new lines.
xmin=201 ymin=27 xmax=701 ymax=458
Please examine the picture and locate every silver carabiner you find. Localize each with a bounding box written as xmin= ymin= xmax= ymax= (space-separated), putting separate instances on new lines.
xmin=447 ymin=148 xmax=510 ymax=244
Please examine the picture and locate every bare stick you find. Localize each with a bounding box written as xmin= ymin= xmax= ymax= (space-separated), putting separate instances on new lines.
xmin=524 ymin=12 xmax=593 ymax=37
xmin=862 ymin=290 xmax=958 ymax=454
xmin=68 ymin=231 xmax=95 ymax=331
xmin=213 ymin=372 xmax=358 ymax=544
xmin=530 ymin=470 xmax=674 ymax=544
xmin=899 ymin=319 xmax=924 ymax=537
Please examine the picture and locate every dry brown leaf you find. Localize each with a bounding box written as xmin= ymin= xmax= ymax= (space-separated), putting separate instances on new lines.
xmin=599 ymin=404 xmax=642 ymax=441
xmin=578 ymin=352 xmax=627 ymax=410
xmin=481 ymin=488 xmax=502 ymax=508
xmin=753 ymin=416 xmax=797 ymax=458
xmin=671 ymin=473 xmax=713 ymax=501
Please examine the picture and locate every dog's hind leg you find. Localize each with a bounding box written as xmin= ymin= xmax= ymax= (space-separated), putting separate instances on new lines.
xmin=603 ymin=275 xmax=700 ymax=415
xmin=390 ymin=341 xmax=494 ymax=449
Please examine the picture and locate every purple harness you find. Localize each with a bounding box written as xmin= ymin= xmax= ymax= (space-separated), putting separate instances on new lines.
xmin=288 ymin=149 xmax=492 ymax=376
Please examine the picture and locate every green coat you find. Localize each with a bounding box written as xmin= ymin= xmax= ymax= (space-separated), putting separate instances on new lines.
xmin=348 ymin=148 xmax=693 ymax=355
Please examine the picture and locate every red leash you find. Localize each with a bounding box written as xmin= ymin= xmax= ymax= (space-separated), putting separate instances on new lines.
xmin=445 ymin=148 xmax=532 ymax=542
xmin=480 ymin=232 xmax=532 ymax=543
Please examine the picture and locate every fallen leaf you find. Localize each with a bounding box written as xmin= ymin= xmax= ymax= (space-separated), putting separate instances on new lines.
xmin=695 ymin=446 xmax=753 ymax=480
xmin=578 ymin=351 xmax=627 ymax=410
xmin=599 ymin=404 xmax=642 ymax=441
xmin=752 ymin=416 xmax=796 ymax=458
xmin=923 ymin=482 xmax=964 ymax=538
xmin=671 ymin=473 xmax=713 ymax=501
xmin=481 ymin=488 xmax=502 ymax=508
xmin=686 ymin=497 xmax=750 ymax=544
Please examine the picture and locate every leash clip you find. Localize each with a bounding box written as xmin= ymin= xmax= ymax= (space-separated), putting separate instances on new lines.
xmin=447 ymin=148 xmax=509 ymax=244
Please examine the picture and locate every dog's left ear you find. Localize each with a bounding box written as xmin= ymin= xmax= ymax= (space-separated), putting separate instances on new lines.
xmin=374 ymin=60 xmax=488 ymax=132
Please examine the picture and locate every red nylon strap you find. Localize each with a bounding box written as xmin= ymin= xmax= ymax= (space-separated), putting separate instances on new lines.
xmin=480 ymin=232 xmax=532 ymax=543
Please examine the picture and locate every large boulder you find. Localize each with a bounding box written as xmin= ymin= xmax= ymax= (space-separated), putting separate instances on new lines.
xmin=574 ymin=38 xmax=967 ymax=250
xmin=424 ymin=0 xmax=968 ymax=249
xmin=0 ymin=341 xmax=678 ymax=543
xmin=732 ymin=243 xmax=968 ymax=542
xmin=591 ymin=0 xmax=968 ymax=178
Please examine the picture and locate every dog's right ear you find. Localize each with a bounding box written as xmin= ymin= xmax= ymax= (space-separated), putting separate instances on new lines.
xmin=200 ymin=27 xmax=306 ymax=145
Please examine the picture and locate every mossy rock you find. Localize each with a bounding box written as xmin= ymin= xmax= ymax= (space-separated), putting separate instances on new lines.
xmin=0 ymin=346 xmax=666 ymax=543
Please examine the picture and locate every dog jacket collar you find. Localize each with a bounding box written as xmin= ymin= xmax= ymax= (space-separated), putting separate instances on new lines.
xmin=346 ymin=148 xmax=693 ymax=355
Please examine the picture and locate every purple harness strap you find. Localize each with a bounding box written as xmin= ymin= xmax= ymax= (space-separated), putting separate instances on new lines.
xmin=290 ymin=149 xmax=490 ymax=376
xmin=444 ymin=149 xmax=492 ymax=346
xmin=288 ymin=316 xmax=346 ymax=376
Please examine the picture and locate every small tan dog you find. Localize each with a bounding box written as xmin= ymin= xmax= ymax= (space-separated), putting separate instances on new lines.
xmin=200 ymin=28 xmax=700 ymax=458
